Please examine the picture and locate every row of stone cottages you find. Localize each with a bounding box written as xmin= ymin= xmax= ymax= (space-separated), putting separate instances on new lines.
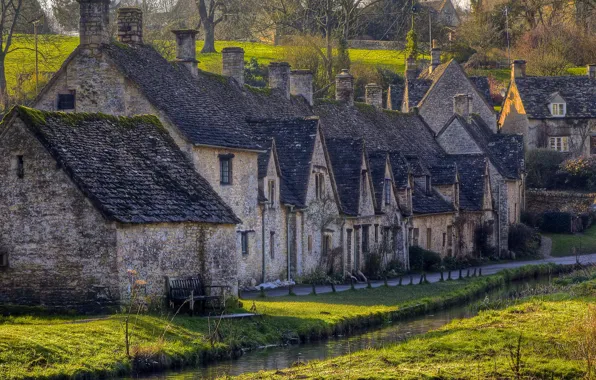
xmin=0 ymin=0 xmax=524 ymax=310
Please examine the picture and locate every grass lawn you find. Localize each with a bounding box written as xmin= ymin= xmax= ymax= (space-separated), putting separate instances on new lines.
xmin=545 ymin=225 xmax=596 ymax=257
xmin=0 ymin=265 xmax=565 ymax=380
xmin=239 ymin=282 xmax=596 ymax=379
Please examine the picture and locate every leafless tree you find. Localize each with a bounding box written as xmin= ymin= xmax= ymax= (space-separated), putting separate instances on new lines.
xmin=0 ymin=0 xmax=25 ymax=110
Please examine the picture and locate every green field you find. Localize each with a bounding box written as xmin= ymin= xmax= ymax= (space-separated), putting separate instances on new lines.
xmin=0 ymin=265 xmax=564 ymax=379
xmin=545 ymin=226 xmax=596 ymax=257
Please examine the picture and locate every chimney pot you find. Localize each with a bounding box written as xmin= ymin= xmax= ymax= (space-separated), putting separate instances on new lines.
xmin=268 ymin=62 xmax=291 ymax=100
xmin=365 ymin=83 xmax=383 ymax=108
xmin=453 ymin=94 xmax=472 ymax=119
xmin=290 ymin=69 xmax=313 ymax=106
xmin=335 ymin=69 xmax=354 ymax=105
xmin=406 ymin=56 xmax=417 ymax=80
xmin=430 ymin=40 xmax=441 ymax=74
xmin=588 ymin=64 xmax=596 ymax=79
xmin=222 ymin=47 xmax=245 ymax=86
xmin=77 ymin=0 xmax=110 ymax=54
xmin=117 ymin=7 xmax=143 ymax=45
xmin=172 ymin=29 xmax=198 ymax=77
xmin=512 ymin=60 xmax=527 ymax=79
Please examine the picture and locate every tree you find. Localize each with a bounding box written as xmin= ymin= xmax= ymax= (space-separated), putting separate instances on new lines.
xmin=404 ymin=27 xmax=418 ymax=59
xmin=0 ymin=0 xmax=25 ymax=110
xmin=195 ymin=0 xmax=227 ymax=53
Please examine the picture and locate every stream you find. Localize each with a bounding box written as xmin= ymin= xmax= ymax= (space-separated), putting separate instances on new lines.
xmin=133 ymin=277 xmax=549 ymax=379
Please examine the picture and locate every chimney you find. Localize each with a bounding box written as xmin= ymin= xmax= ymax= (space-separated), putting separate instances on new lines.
xmin=172 ymin=29 xmax=198 ymax=77
xmin=268 ymin=62 xmax=291 ymax=100
xmin=365 ymin=83 xmax=383 ymax=108
xmin=512 ymin=60 xmax=527 ymax=79
xmin=290 ymin=69 xmax=313 ymax=106
xmin=430 ymin=40 xmax=441 ymax=74
xmin=453 ymin=94 xmax=472 ymax=119
xmin=335 ymin=69 xmax=354 ymax=106
xmin=405 ymin=56 xmax=417 ymax=81
xmin=222 ymin=47 xmax=245 ymax=86
xmin=77 ymin=0 xmax=110 ymax=55
xmin=588 ymin=64 xmax=596 ymax=79
xmin=117 ymin=7 xmax=143 ymax=45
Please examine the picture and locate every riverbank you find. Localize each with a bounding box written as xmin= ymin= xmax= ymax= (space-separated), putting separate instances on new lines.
xmin=239 ymin=277 xmax=596 ymax=379
xmin=0 ymin=264 xmax=576 ymax=379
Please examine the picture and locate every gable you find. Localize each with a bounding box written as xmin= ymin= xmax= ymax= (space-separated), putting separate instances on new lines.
xmin=358 ymin=150 xmax=376 ymax=217
xmin=436 ymin=117 xmax=483 ymax=155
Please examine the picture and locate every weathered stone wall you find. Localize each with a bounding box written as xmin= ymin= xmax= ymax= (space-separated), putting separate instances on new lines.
xmin=499 ymin=82 xmax=530 ymax=139
xmin=436 ymin=118 xmax=483 ymax=154
xmin=0 ymin=119 xmax=119 ymax=310
xmin=411 ymin=213 xmax=456 ymax=257
xmin=526 ymin=189 xmax=596 ymax=214
xmin=347 ymin=40 xmax=404 ymax=50
xmin=418 ymin=63 xmax=496 ymax=134
xmin=116 ymin=222 xmax=238 ymax=303
xmin=527 ymin=118 xmax=593 ymax=155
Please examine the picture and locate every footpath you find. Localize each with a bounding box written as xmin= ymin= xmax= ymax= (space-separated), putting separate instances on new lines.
xmin=241 ymin=253 xmax=596 ymax=299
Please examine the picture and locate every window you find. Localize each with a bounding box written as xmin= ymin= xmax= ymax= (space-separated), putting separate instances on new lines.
xmin=361 ymin=170 xmax=367 ymax=193
xmin=551 ymin=103 xmax=565 ymax=116
xmin=15 ymin=155 xmax=24 ymax=178
xmin=0 ymin=253 xmax=8 ymax=268
xmin=314 ymin=173 xmax=325 ymax=199
xmin=270 ymin=231 xmax=275 ymax=259
xmin=219 ymin=154 xmax=234 ymax=184
xmin=307 ymin=235 xmax=313 ymax=254
xmin=447 ymin=225 xmax=453 ymax=247
xmin=57 ymin=92 xmax=75 ymax=110
xmin=346 ymin=229 xmax=353 ymax=269
xmin=425 ymin=176 xmax=431 ymax=195
xmin=241 ymin=232 xmax=249 ymax=256
xmin=384 ymin=179 xmax=392 ymax=205
xmin=374 ymin=224 xmax=379 ymax=243
xmin=413 ymin=228 xmax=419 ymax=246
xmin=323 ymin=234 xmax=332 ymax=256
xmin=549 ymin=136 xmax=569 ymax=152
xmin=362 ymin=225 xmax=370 ymax=254
xmin=443 ymin=233 xmax=446 ymax=247
xmin=426 ymin=228 xmax=432 ymax=250
xmin=268 ymin=180 xmax=276 ymax=205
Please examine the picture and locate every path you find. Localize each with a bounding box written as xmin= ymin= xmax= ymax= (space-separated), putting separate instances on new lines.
xmin=240 ymin=253 xmax=596 ymax=299
xmin=540 ymin=235 xmax=553 ymax=258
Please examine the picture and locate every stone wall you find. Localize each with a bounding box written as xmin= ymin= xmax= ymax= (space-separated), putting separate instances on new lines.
xmin=436 ymin=118 xmax=483 ymax=154
xmin=411 ymin=213 xmax=456 ymax=257
xmin=347 ymin=40 xmax=404 ymax=50
xmin=526 ymin=189 xmax=596 ymax=214
xmin=116 ymin=222 xmax=238 ymax=303
xmin=0 ymin=119 xmax=119 ymax=310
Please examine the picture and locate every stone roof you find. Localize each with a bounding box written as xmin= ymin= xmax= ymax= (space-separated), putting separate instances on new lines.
xmin=514 ymin=76 xmax=596 ymax=119
xmin=100 ymin=43 xmax=311 ymax=151
xmin=469 ymin=76 xmax=493 ymax=107
xmin=448 ymin=154 xmax=488 ymax=211
xmin=326 ymin=138 xmax=365 ymax=216
xmin=11 ymin=106 xmax=239 ymax=224
xmin=249 ymin=117 xmax=320 ymax=208
xmin=428 ymin=164 xmax=457 ymax=185
xmin=412 ymin=184 xmax=454 ymax=215
xmin=404 ymin=79 xmax=433 ymax=110
xmin=418 ymin=0 xmax=447 ymax=12
xmin=405 ymin=155 xmax=431 ymax=177
xmin=368 ymin=151 xmax=389 ymax=211
xmin=314 ymin=101 xmax=446 ymax=165
xmin=388 ymin=151 xmax=411 ymax=189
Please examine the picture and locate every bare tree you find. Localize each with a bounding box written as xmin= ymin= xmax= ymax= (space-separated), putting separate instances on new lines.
xmin=0 ymin=0 xmax=25 ymax=110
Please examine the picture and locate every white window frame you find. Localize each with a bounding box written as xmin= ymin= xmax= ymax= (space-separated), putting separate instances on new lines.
xmin=549 ymin=136 xmax=569 ymax=152
xmin=551 ymin=103 xmax=566 ymax=117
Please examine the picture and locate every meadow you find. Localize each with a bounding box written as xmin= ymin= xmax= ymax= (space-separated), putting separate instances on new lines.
xmin=546 ymin=225 xmax=596 ymax=257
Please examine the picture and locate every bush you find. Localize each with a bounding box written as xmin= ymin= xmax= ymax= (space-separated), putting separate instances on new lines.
xmin=525 ymin=149 xmax=566 ymax=189
xmin=557 ymin=156 xmax=596 ymax=191
xmin=508 ymin=223 xmax=541 ymax=258
xmin=540 ymin=211 xmax=575 ymax=233
xmin=409 ymin=246 xmax=441 ymax=272
xmin=521 ymin=211 xmax=543 ymax=228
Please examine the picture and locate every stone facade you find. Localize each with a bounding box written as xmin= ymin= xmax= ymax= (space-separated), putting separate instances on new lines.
xmin=116 ymin=7 xmax=143 ymax=45
xmin=526 ymin=189 xmax=596 ymax=215
xmin=290 ymin=70 xmax=313 ymax=106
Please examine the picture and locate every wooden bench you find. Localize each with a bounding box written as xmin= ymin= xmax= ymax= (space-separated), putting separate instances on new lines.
xmin=165 ymin=275 xmax=229 ymax=315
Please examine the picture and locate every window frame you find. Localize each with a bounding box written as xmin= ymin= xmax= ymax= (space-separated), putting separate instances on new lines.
xmin=314 ymin=173 xmax=325 ymax=199
xmin=0 ymin=252 xmax=8 ymax=268
xmin=57 ymin=91 xmax=76 ymax=111
xmin=219 ymin=154 xmax=234 ymax=185
xmin=268 ymin=179 xmax=276 ymax=206
xmin=549 ymin=136 xmax=569 ymax=152
xmin=15 ymin=155 xmax=24 ymax=178
xmin=426 ymin=228 xmax=432 ymax=250
xmin=269 ymin=231 xmax=275 ymax=259
xmin=384 ymin=179 xmax=392 ymax=205
xmin=551 ymin=103 xmax=565 ymax=117
xmin=241 ymin=232 xmax=249 ymax=256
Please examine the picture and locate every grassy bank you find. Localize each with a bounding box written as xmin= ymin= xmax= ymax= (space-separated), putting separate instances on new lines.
xmin=545 ymin=225 xmax=596 ymax=257
xmin=0 ymin=264 xmax=573 ymax=379
xmin=240 ymin=277 xmax=596 ymax=379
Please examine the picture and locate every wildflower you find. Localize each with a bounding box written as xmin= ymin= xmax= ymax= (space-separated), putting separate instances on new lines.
xmin=135 ymin=279 xmax=147 ymax=286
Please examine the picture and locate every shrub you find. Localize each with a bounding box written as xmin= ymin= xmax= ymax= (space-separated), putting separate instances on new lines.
xmin=364 ymin=250 xmax=383 ymax=279
xmin=521 ymin=211 xmax=543 ymax=228
xmin=508 ymin=223 xmax=541 ymax=258
xmin=409 ymin=246 xmax=441 ymax=272
xmin=557 ymin=156 xmax=596 ymax=191
xmin=525 ymin=149 xmax=566 ymax=188
xmin=580 ymin=213 xmax=594 ymax=231
xmin=540 ymin=211 xmax=575 ymax=233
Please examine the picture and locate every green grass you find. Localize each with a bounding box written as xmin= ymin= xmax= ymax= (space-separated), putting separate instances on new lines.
xmin=0 ymin=264 xmax=568 ymax=379
xmin=545 ymin=225 xmax=596 ymax=257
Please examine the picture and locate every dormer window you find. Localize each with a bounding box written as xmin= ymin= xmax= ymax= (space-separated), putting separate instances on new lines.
xmin=384 ymin=179 xmax=392 ymax=205
xmin=314 ymin=173 xmax=325 ymax=199
xmin=268 ymin=179 xmax=276 ymax=206
xmin=551 ymin=103 xmax=565 ymax=117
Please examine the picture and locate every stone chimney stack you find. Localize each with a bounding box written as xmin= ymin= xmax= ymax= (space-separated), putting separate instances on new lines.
xmin=77 ymin=0 xmax=110 ymax=55
xmin=172 ymin=29 xmax=198 ymax=77
xmin=453 ymin=94 xmax=472 ymax=119
xmin=512 ymin=60 xmax=527 ymax=79
xmin=365 ymin=83 xmax=383 ymax=108
xmin=405 ymin=56 xmax=417 ymax=81
xmin=430 ymin=40 xmax=441 ymax=74
xmin=588 ymin=64 xmax=596 ymax=79
xmin=290 ymin=70 xmax=313 ymax=106
xmin=268 ymin=62 xmax=291 ymax=100
xmin=222 ymin=47 xmax=245 ymax=86
xmin=117 ymin=8 xmax=143 ymax=45
xmin=335 ymin=69 xmax=354 ymax=106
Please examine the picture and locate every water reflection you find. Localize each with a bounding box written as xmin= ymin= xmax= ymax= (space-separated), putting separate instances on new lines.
xmin=133 ymin=279 xmax=545 ymax=379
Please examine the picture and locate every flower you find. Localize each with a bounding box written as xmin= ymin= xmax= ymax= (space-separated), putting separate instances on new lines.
xmin=134 ymin=279 xmax=147 ymax=286
xmin=127 ymin=269 xmax=138 ymax=276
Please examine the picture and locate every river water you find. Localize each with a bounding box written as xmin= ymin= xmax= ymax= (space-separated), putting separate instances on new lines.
xmin=134 ymin=278 xmax=548 ymax=379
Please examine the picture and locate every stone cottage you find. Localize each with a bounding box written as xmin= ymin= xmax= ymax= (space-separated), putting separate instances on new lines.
xmin=0 ymin=106 xmax=239 ymax=310
xmin=499 ymin=61 xmax=596 ymax=156
xmin=417 ymin=0 xmax=461 ymax=27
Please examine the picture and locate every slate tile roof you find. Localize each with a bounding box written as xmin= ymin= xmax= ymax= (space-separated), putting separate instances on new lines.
xmin=388 ymin=151 xmax=411 ymax=189
xmin=514 ymin=76 xmax=596 ymax=119
xmin=412 ymin=184 xmax=455 ymax=214
xmin=367 ymin=151 xmax=389 ymax=211
xmin=249 ymin=117 xmax=320 ymax=208
xmin=428 ymin=164 xmax=457 ymax=185
xmin=11 ymin=106 xmax=239 ymax=224
xmin=388 ymin=84 xmax=404 ymax=111
xmin=101 ymin=43 xmax=311 ymax=151
xmin=404 ymin=79 xmax=433 ymax=110
xmin=326 ymin=138 xmax=364 ymax=216
xmin=469 ymin=76 xmax=493 ymax=107
xmin=448 ymin=154 xmax=488 ymax=211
